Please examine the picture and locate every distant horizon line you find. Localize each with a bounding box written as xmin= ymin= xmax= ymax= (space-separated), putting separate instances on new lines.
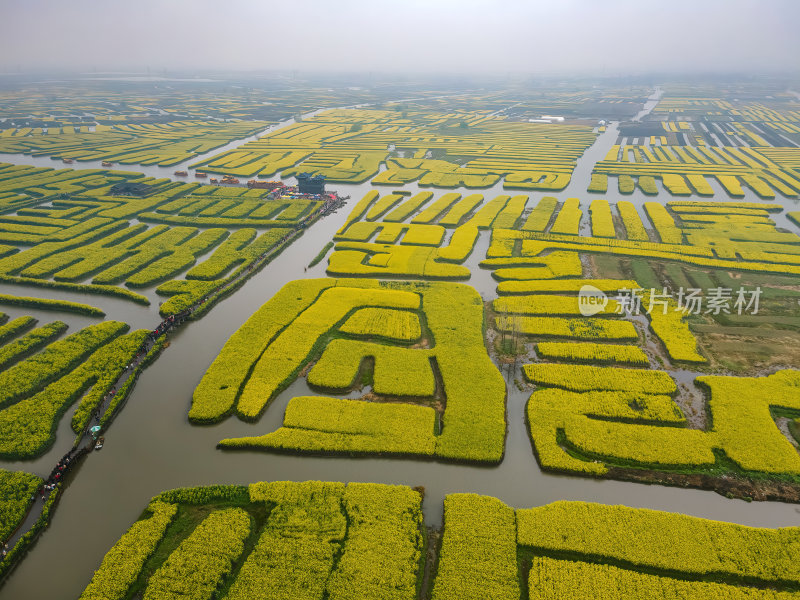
xmin=0 ymin=68 xmax=798 ymax=81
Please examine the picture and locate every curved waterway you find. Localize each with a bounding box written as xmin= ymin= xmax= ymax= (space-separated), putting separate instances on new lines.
xmin=2 ymin=106 xmax=800 ymax=599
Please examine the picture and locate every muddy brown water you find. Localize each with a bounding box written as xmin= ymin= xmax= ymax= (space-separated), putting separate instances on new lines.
xmin=2 ymin=121 xmax=800 ymax=599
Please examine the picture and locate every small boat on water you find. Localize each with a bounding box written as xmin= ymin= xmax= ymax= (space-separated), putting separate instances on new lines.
xmin=101 ymin=161 xmax=113 ymax=167
xmin=209 ymin=178 xmax=219 ymax=184
xmin=174 ymin=170 xmax=188 ymax=177
xmin=94 ymin=436 xmax=104 ymax=450
xmin=62 ymin=158 xmax=74 ymax=164
xmin=195 ymin=172 xmax=208 ymax=178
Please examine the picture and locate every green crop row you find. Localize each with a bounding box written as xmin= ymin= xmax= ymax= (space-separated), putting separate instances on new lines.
xmin=528 ymin=555 xmax=793 ymax=599
xmin=383 ymin=192 xmax=434 ymax=222
xmin=494 ymin=294 xmax=619 ymax=316
xmin=524 ymin=363 xmax=676 ymax=394
xmin=518 ymin=500 xmax=800 ymax=586
xmin=589 ymin=199 xmax=615 ymax=238
xmin=88 ymin=227 xmax=203 ymax=286
xmin=308 ymin=241 xmax=335 ymax=268
xmin=431 ymin=494 xmax=519 ymax=600
xmin=644 ymin=291 xmax=706 ymax=363
xmin=434 ymin=225 xmax=479 ymax=263
xmin=617 ymin=200 xmax=649 ymax=241
xmin=137 ymin=211 xmax=315 ymax=228
xmin=142 ymin=508 xmax=251 ymax=600
xmin=587 ymin=173 xmax=608 ymax=193
xmin=411 ymin=193 xmax=462 ymax=224
xmin=79 ymin=501 xmax=178 ymax=600
xmin=0 ymin=293 xmax=104 ymax=316
xmin=0 ymin=468 xmax=43 ymax=541
xmin=0 ymin=320 xmax=126 ymax=410
xmin=70 ymin=330 xmax=151 ymax=433
xmin=549 ymin=198 xmax=582 ymax=235
xmin=100 ymin=335 xmax=164 ymax=429
xmin=325 ymin=483 xmax=424 ymax=600
xmin=365 ymin=192 xmax=405 ymax=221
xmin=159 ymin=228 xmax=292 ymax=316
xmin=125 ymin=229 xmax=229 ymax=288
xmin=0 ymin=274 xmax=149 ymax=305
xmin=337 ymin=190 xmax=379 ymax=234
xmin=189 ymin=279 xmax=333 ymax=423
xmin=225 ymin=480 xmax=347 ymax=600
xmin=0 ymin=322 xmax=135 ymax=459
xmin=536 ymin=341 xmax=649 ymax=365
xmin=0 ymin=315 xmax=36 ymax=346
xmin=18 ymin=223 xmax=155 ymax=280
xmin=184 ymin=228 xmax=257 ymax=280
xmin=496 ymin=316 xmax=639 ymax=340
xmin=462 ymin=194 xmax=510 ymax=229
xmin=155 ymin=279 xmax=219 ymax=316
xmin=496 ymin=278 xmax=639 ymax=294
xmin=521 ymin=196 xmax=557 ymax=232
xmin=437 ymin=194 xmax=484 ymax=226
xmin=156 ymin=229 xmax=292 ymax=317
xmin=0 ymin=320 xmax=67 ymax=371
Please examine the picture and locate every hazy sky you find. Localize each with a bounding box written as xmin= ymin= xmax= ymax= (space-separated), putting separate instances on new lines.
xmin=1 ymin=0 xmax=799 ymax=75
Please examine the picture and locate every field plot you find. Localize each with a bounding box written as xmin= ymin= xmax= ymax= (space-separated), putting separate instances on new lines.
xmin=79 ymin=480 xmax=424 ymax=600
xmin=395 ymin=86 xmax=650 ymax=120
xmin=0 ymin=468 xmax=42 ymax=540
xmin=481 ymin=197 xmax=800 ymax=495
xmin=0 ymin=317 xmax=155 ymax=459
xmin=191 ymin=277 xmax=507 ymax=462
xmin=326 ymin=189 xmax=528 ymax=279
xmin=0 ymin=164 xmax=329 ymax=317
xmin=79 ymin=483 xmax=800 ymax=600
xmin=0 ymin=120 xmax=269 ymax=167
xmin=190 ymin=107 xmax=598 ymax=189
xmin=593 ymin=143 xmax=800 ymax=199
xmin=485 ymin=198 xmax=800 ymax=278
xmin=595 ymin=85 xmax=800 ymax=198
xmin=0 ymin=80 xmax=451 ymax=125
